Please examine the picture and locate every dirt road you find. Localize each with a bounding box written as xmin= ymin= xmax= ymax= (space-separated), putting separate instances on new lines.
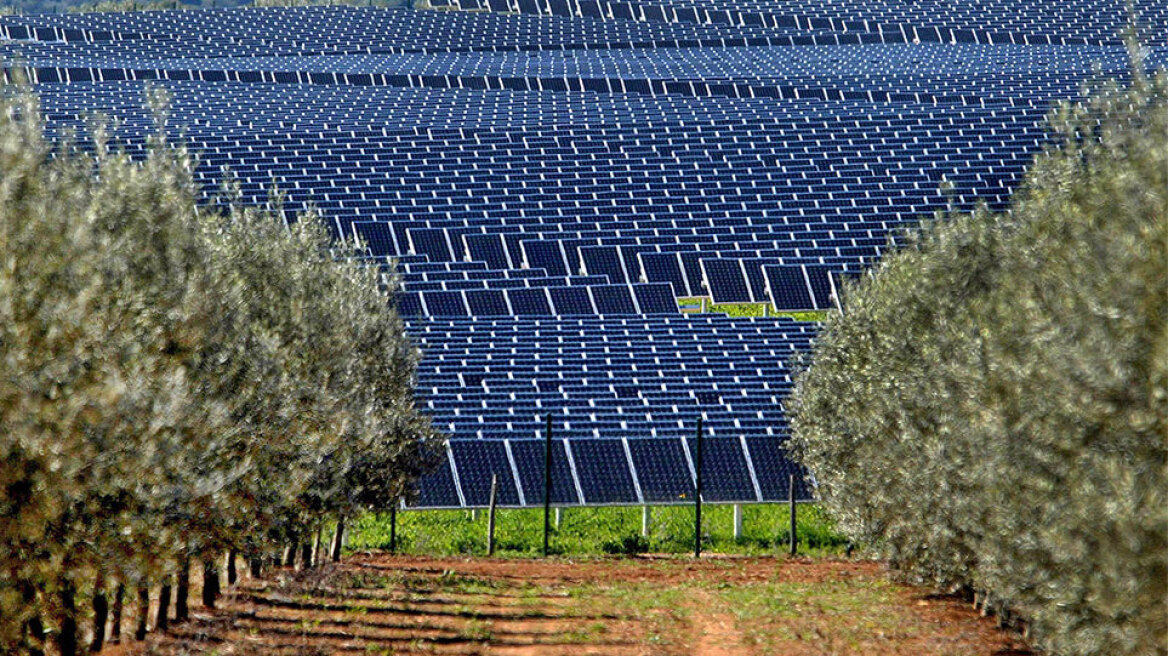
xmin=125 ymin=553 xmax=1030 ymax=655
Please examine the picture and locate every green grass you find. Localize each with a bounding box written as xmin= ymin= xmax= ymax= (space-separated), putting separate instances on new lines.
xmin=348 ymin=504 xmax=847 ymax=557
xmin=676 ymin=297 xmax=828 ymax=322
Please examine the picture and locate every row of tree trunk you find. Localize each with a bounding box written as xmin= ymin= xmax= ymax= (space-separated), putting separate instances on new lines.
xmin=28 ymin=518 xmax=350 ymax=655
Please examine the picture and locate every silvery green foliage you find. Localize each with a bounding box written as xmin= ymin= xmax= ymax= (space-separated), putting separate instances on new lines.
xmin=0 ymin=89 xmax=440 ymax=649
xmin=789 ymin=67 xmax=1166 ymax=656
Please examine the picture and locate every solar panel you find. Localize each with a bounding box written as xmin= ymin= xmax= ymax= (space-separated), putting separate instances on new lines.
xmin=412 ymin=451 xmax=463 ymax=508
xmin=15 ymin=0 xmax=1135 ymax=507
xmin=805 ymin=265 xmax=839 ymax=310
xmin=464 ymin=233 xmax=512 ymax=269
xmin=632 ymin=282 xmax=679 ymax=314
xmin=686 ymin=436 xmax=757 ymax=502
xmin=590 ymin=284 xmax=638 ymax=314
xmin=509 ymin=438 xmax=581 ymax=505
xmin=548 ymin=286 xmax=596 ymax=314
xmin=352 ymin=221 xmax=398 ymax=256
xmin=764 ymin=265 xmax=815 ymax=311
xmin=701 ymin=259 xmax=752 ymax=304
xmin=508 ymin=287 xmax=554 ymax=315
xmin=466 ymin=289 xmax=510 ymax=315
xmin=746 ymin=436 xmax=810 ymax=501
xmin=639 ymin=252 xmax=691 ymax=296
xmin=422 ymin=290 xmax=470 ymax=316
xmin=569 ymin=439 xmax=638 ymax=504
xmin=580 ymin=246 xmax=628 ymax=284
xmin=628 ymin=438 xmax=694 ymax=502
xmin=395 ymin=291 xmax=425 ymax=318
xmin=449 ymin=440 xmax=522 ymax=506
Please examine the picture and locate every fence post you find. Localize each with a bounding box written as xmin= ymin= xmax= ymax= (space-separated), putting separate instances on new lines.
xmin=487 ymin=474 xmax=498 ymax=556
xmin=789 ymin=474 xmax=797 ymax=556
xmin=543 ymin=413 xmax=553 ymax=557
xmin=389 ymin=503 xmax=397 ymax=555
xmin=694 ymin=416 xmax=704 ymax=558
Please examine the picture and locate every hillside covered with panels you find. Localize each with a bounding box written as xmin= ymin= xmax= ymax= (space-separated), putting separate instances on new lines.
xmin=4 ymin=0 xmax=1163 ymax=508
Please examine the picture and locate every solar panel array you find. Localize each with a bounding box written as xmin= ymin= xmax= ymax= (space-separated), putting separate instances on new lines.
xmin=5 ymin=1 xmax=1162 ymax=506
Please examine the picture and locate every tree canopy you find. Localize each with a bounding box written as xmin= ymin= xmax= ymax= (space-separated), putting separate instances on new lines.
xmin=789 ymin=60 xmax=1167 ymax=655
xmin=0 ymin=87 xmax=442 ymax=653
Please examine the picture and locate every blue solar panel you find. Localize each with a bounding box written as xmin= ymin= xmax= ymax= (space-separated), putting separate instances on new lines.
xmin=412 ymin=452 xmax=462 ymax=507
xmin=450 ymin=440 xmax=521 ymax=506
xmin=580 ymin=246 xmax=628 ymax=284
xmin=805 ymin=265 xmax=838 ymax=310
xmin=422 ymin=290 xmax=469 ymax=316
xmin=464 ymin=233 xmax=511 ymax=269
xmin=746 ymin=436 xmax=810 ymax=501
xmin=353 ymin=221 xmax=397 ymax=256
xmin=548 ymin=286 xmax=596 ymax=314
xmin=591 ymin=284 xmax=638 ymax=314
xmin=701 ymin=259 xmax=751 ymax=304
xmin=687 ymin=436 xmax=757 ymax=502
xmin=629 ymin=438 xmax=694 ymax=502
xmin=765 ymin=266 xmax=814 ymax=311
xmin=508 ymin=287 xmax=554 ymax=315
xmin=639 ymin=252 xmax=691 ymax=297
xmin=395 ymin=291 xmax=425 ymax=318
xmin=510 ymin=438 xmax=581 ymax=505
xmin=15 ymin=0 xmax=1138 ymax=506
xmin=524 ymin=241 xmax=569 ymax=277
xmin=466 ymin=289 xmax=510 ymax=315
xmin=569 ymin=439 xmax=637 ymax=504
xmin=632 ymin=283 xmax=678 ymax=314
xmin=409 ymin=228 xmax=453 ymax=262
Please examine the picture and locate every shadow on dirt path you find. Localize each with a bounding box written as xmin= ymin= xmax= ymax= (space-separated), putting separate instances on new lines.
xmin=119 ymin=553 xmax=1031 ymax=655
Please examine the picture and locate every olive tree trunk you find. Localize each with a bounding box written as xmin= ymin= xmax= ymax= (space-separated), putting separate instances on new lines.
xmin=90 ymin=574 xmax=108 ymax=652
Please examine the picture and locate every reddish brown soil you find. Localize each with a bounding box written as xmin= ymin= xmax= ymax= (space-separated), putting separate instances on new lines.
xmin=114 ymin=553 xmax=1031 ymax=655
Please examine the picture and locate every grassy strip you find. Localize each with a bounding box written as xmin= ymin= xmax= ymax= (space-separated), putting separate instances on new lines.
xmin=349 ymin=504 xmax=847 ymax=557
xmin=676 ymin=297 xmax=828 ymax=322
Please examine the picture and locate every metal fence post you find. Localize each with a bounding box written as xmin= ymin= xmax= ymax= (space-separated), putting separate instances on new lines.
xmin=389 ymin=503 xmax=397 ymax=555
xmin=789 ymin=474 xmax=797 ymax=556
xmin=694 ymin=416 xmax=704 ymax=558
xmin=543 ymin=413 xmax=553 ymax=557
xmin=487 ymin=474 xmax=498 ymax=557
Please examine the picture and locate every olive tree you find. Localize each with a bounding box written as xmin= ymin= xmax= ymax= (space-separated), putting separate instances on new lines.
xmin=0 ymin=87 xmax=441 ymax=653
xmin=789 ymin=63 xmax=1166 ymax=655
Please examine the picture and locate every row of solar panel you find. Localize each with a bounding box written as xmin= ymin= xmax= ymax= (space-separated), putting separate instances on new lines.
xmin=6 ymin=2 xmax=1156 ymax=51
xmin=406 ymin=315 xmax=815 ymax=441
xmin=700 ymin=260 xmax=851 ymax=309
xmin=26 ymin=46 xmax=1148 ymax=112
xmin=6 ymin=63 xmax=1107 ymax=110
xmin=623 ymin=0 xmax=1164 ymax=41
xmin=449 ymin=0 xmax=1162 ymax=45
xmin=414 ymin=436 xmax=811 ymax=507
xmin=0 ymin=5 xmax=816 ymax=56
xmin=449 ymin=0 xmax=1145 ymax=47
xmin=396 ymin=282 xmax=678 ymax=316
xmin=361 ymin=222 xmax=891 ymax=273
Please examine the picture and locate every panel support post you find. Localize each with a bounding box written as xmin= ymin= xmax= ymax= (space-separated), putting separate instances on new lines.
xmin=642 ymin=505 xmax=651 ymax=537
xmin=694 ymin=416 xmax=704 ymax=558
xmin=789 ymin=474 xmax=798 ymax=556
xmin=554 ymin=507 xmax=562 ymax=528
xmin=543 ymin=413 xmax=553 ymax=557
xmin=733 ymin=504 xmax=743 ymax=540
xmin=487 ymin=474 xmax=498 ymax=557
xmin=389 ymin=503 xmax=397 ymax=555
